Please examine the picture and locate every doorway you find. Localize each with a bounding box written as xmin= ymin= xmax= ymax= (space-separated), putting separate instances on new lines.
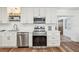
xmin=58 ymin=19 xmax=63 ymax=35
xmin=58 ymin=16 xmax=72 ymax=42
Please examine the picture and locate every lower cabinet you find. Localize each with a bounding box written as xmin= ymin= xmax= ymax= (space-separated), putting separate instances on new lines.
xmin=0 ymin=32 xmax=3 ymax=47
xmin=0 ymin=32 xmax=17 ymax=48
xmin=47 ymin=32 xmax=60 ymax=47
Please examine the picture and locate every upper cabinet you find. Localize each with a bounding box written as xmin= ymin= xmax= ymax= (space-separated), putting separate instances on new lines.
xmin=0 ymin=7 xmax=8 ymax=23
xmin=2 ymin=8 xmax=8 ymax=23
xmin=0 ymin=7 xmax=57 ymax=24
xmin=8 ymin=7 xmax=56 ymax=23
xmin=33 ymin=8 xmax=39 ymax=17
xmin=0 ymin=8 xmax=2 ymax=21
xmin=21 ymin=8 xmax=47 ymax=23
xmin=33 ymin=8 xmax=46 ymax=17
xmin=21 ymin=8 xmax=33 ymax=23
xmin=46 ymin=8 xmax=57 ymax=23
xmin=40 ymin=8 xmax=46 ymax=17
xmin=46 ymin=8 xmax=52 ymax=23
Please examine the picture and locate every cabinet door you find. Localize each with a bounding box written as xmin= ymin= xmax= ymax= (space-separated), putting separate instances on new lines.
xmin=0 ymin=8 xmax=2 ymax=22
xmin=2 ymin=32 xmax=8 ymax=47
xmin=2 ymin=32 xmax=17 ymax=48
xmin=21 ymin=7 xmax=28 ymax=23
xmin=52 ymin=8 xmax=57 ymax=23
xmin=21 ymin=8 xmax=33 ymax=23
xmin=33 ymin=8 xmax=39 ymax=17
xmin=46 ymin=8 xmax=52 ymax=23
xmin=0 ymin=32 xmax=9 ymax=47
xmin=46 ymin=8 xmax=57 ymax=23
xmin=1 ymin=7 xmax=8 ymax=23
xmin=40 ymin=8 xmax=46 ymax=17
xmin=8 ymin=32 xmax=17 ymax=47
xmin=47 ymin=32 xmax=60 ymax=47
xmin=33 ymin=8 xmax=46 ymax=17
xmin=27 ymin=8 xmax=33 ymax=23
xmin=0 ymin=32 xmax=3 ymax=47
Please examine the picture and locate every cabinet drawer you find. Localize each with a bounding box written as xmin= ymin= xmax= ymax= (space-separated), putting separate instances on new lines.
xmin=47 ymin=37 xmax=59 ymax=40
xmin=47 ymin=41 xmax=60 ymax=44
xmin=48 ymin=35 xmax=60 ymax=38
xmin=47 ymin=43 xmax=60 ymax=47
xmin=47 ymin=40 xmax=60 ymax=43
xmin=48 ymin=43 xmax=60 ymax=45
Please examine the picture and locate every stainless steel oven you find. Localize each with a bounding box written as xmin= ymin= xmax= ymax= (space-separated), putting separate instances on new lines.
xmin=33 ymin=25 xmax=47 ymax=47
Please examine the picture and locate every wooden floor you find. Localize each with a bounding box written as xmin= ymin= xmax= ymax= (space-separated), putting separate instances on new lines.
xmin=0 ymin=48 xmax=62 ymax=52
xmin=60 ymin=42 xmax=79 ymax=52
xmin=0 ymin=36 xmax=79 ymax=52
xmin=0 ymin=42 xmax=79 ymax=52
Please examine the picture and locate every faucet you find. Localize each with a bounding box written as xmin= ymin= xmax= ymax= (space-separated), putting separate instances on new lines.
xmin=13 ymin=24 xmax=18 ymax=31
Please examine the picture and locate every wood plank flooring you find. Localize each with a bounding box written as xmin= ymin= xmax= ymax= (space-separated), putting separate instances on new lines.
xmin=0 ymin=36 xmax=79 ymax=52
xmin=0 ymin=42 xmax=79 ymax=52
xmin=60 ymin=42 xmax=79 ymax=52
xmin=0 ymin=48 xmax=62 ymax=52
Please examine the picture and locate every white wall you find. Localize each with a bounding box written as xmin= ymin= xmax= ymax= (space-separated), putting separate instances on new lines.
xmin=57 ymin=9 xmax=79 ymax=42
xmin=63 ymin=16 xmax=72 ymax=38
xmin=71 ymin=12 xmax=79 ymax=42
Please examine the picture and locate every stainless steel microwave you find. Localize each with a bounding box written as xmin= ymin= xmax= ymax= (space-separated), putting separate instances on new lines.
xmin=33 ymin=17 xmax=45 ymax=24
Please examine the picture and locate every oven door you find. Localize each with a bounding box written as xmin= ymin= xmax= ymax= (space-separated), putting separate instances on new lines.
xmin=33 ymin=36 xmax=47 ymax=47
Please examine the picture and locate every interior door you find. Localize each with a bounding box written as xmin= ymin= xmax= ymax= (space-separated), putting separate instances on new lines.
xmin=58 ymin=19 xmax=63 ymax=35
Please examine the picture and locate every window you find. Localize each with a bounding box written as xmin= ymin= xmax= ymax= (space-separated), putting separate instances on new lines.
xmin=48 ymin=26 xmax=52 ymax=31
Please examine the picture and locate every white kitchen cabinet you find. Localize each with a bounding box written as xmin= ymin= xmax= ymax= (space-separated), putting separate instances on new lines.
xmin=21 ymin=8 xmax=33 ymax=23
xmin=0 ymin=8 xmax=2 ymax=22
xmin=0 ymin=32 xmax=3 ymax=47
xmin=47 ymin=32 xmax=60 ymax=47
xmin=7 ymin=32 xmax=17 ymax=47
xmin=46 ymin=8 xmax=52 ymax=23
xmin=2 ymin=7 xmax=8 ymax=23
xmin=0 ymin=32 xmax=17 ymax=48
xmin=40 ymin=8 xmax=46 ymax=17
xmin=33 ymin=8 xmax=39 ymax=17
xmin=0 ymin=32 xmax=6 ymax=47
xmin=0 ymin=7 xmax=8 ymax=23
xmin=33 ymin=8 xmax=46 ymax=17
xmin=46 ymin=8 xmax=57 ymax=23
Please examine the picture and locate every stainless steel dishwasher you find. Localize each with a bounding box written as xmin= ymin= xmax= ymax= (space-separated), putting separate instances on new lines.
xmin=17 ymin=32 xmax=29 ymax=48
